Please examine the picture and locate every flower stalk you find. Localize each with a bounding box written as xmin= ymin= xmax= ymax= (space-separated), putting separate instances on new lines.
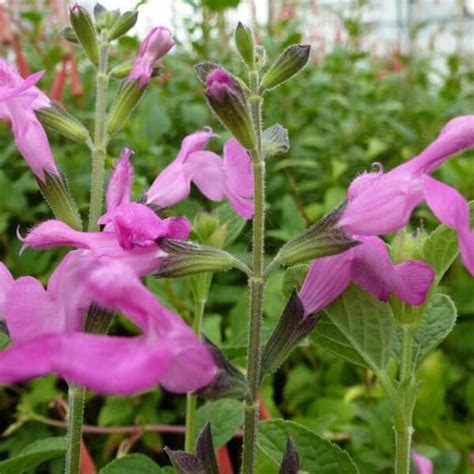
xmin=241 ymin=67 xmax=266 ymax=474
xmin=65 ymin=383 xmax=86 ymax=474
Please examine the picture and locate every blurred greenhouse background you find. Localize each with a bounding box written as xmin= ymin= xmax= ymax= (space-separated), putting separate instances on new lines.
xmin=0 ymin=0 xmax=473 ymax=472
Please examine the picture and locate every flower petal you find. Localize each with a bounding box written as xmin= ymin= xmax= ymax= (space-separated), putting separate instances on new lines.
xmin=423 ymin=174 xmax=474 ymax=275
xmin=298 ymin=252 xmax=352 ymax=315
xmin=0 ymin=262 xmax=14 ymax=315
xmin=106 ymin=148 xmax=133 ymax=213
xmin=223 ymin=139 xmax=253 ymax=198
xmin=412 ymin=453 xmax=433 ymax=474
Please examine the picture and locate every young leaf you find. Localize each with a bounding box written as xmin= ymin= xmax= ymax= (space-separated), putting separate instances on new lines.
xmin=195 ymin=399 xmax=244 ymax=448
xmin=311 ymin=284 xmax=397 ymax=372
xmin=258 ymin=420 xmax=359 ymax=473
xmin=0 ymin=437 xmax=67 ymax=474
xmin=99 ymin=453 xmax=165 ymax=473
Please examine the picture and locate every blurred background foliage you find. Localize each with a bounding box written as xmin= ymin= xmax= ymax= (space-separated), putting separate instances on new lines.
xmin=0 ymin=0 xmax=473 ymax=472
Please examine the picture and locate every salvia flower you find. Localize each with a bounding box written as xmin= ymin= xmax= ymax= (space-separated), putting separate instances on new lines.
xmin=128 ymin=26 xmax=174 ymax=88
xmin=0 ymin=59 xmax=58 ymax=180
xmin=298 ymin=235 xmax=435 ymax=316
xmin=0 ymin=256 xmax=216 ymax=394
xmin=338 ymin=115 xmax=474 ymax=276
xmin=145 ymin=129 xmax=254 ymax=219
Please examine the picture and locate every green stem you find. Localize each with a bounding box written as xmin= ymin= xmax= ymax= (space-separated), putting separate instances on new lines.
xmin=241 ymin=69 xmax=265 ymax=474
xmin=64 ymin=383 xmax=85 ymax=474
xmin=394 ymin=325 xmax=416 ymax=474
xmin=184 ymin=275 xmax=212 ymax=452
xmin=88 ymin=37 xmax=110 ymax=232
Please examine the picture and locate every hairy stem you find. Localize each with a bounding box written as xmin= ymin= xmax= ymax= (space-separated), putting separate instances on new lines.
xmin=88 ymin=37 xmax=110 ymax=232
xmin=241 ymin=69 xmax=265 ymax=474
xmin=64 ymin=384 xmax=85 ymax=474
xmin=394 ymin=325 xmax=416 ymax=474
xmin=184 ymin=274 xmax=212 ymax=451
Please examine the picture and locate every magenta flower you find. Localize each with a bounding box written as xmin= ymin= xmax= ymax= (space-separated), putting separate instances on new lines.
xmin=298 ymin=235 xmax=434 ymax=315
xmin=128 ymin=27 xmax=175 ymax=88
xmin=0 ymin=255 xmax=216 ymax=394
xmin=146 ymin=129 xmax=254 ymax=218
xmin=338 ymin=115 xmax=474 ymax=275
xmin=0 ymin=59 xmax=58 ymax=180
xmin=412 ymin=453 xmax=433 ymax=474
xmin=205 ymin=68 xmax=240 ymax=101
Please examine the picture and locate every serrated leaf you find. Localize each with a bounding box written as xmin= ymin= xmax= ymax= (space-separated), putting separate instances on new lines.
xmin=100 ymin=453 xmax=167 ymax=473
xmin=311 ymin=284 xmax=396 ymax=372
xmin=258 ymin=420 xmax=359 ymax=473
xmin=195 ymin=399 xmax=244 ymax=448
xmin=0 ymin=437 xmax=67 ymax=473
xmin=393 ymin=294 xmax=457 ymax=367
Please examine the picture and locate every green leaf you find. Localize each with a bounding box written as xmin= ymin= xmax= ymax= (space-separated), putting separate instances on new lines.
xmin=258 ymin=420 xmax=359 ymax=473
xmin=0 ymin=332 xmax=9 ymax=350
xmin=0 ymin=437 xmax=67 ymax=473
xmin=311 ymin=284 xmax=396 ymax=372
xmin=100 ymin=454 xmax=168 ymax=473
xmin=216 ymin=202 xmax=247 ymax=247
xmin=393 ymin=294 xmax=457 ymax=367
xmin=281 ymin=264 xmax=309 ymax=299
xmin=98 ymin=396 xmax=135 ymax=426
xmin=195 ymin=399 xmax=244 ymax=448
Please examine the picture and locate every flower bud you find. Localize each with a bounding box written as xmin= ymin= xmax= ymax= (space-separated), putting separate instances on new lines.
xmin=155 ymin=239 xmax=240 ymax=278
xmin=108 ymin=10 xmax=138 ymax=41
xmin=255 ymin=45 xmax=267 ymax=69
xmin=107 ymin=79 xmax=144 ymax=134
xmin=94 ymin=3 xmax=120 ymax=31
xmin=280 ymin=437 xmax=300 ymax=474
xmin=60 ymin=26 xmax=79 ymax=44
xmin=194 ymin=61 xmax=219 ymax=84
xmin=37 ymin=172 xmax=82 ymax=230
xmin=204 ymin=68 xmax=255 ymax=149
xmin=276 ymin=203 xmax=359 ymax=267
xmin=261 ymin=44 xmax=310 ymax=91
xmin=165 ymin=423 xmax=219 ymax=473
xmin=262 ymin=123 xmax=289 ymax=157
xmin=36 ymin=102 xmax=90 ymax=144
xmin=235 ymin=22 xmax=255 ymax=67
xmin=196 ymin=339 xmax=248 ymax=401
xmin=261 ymin=292 xmax=318 ymax=379
xmin=70 ymin=4 xmax=99 ymax=66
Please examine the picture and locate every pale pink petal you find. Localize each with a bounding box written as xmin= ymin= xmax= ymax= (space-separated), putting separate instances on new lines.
xmin=183 ymin=151 xmax=226 ymax=201
xmin=347 ymin=170 xmax=382 ymax=200
xmin=423 ymin=174 xmax=474 ymax=276
xmin=106 ymin=148 xmax=133 ymax=213
xmin=20 ymin=220 xmax=114 ymax=252
xmin=223 ymin=139 xmax=253 ymax=198
xmin=225 ymin=190 xmax=254 ymax=219
xmin=299 ymin=252 xmax=352 ymax=315
xmin=339 ymin=170 xmax=424 ymax=235
xmin=0 ymin=263 xmax=14 ymax=315
xmin=4 ymin=277 xmax=65 ymax=342
xmin=410 ymin=115 xmax=474 ymax=174
xmin=412 ymin=453 xmax=433 ymax=474
xmin=393 ymin=260 xmax=435 ymax=305
xmin=175 ymin=128 xmax=215 ymax=163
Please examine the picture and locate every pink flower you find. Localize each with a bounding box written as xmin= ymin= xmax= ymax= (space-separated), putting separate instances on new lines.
xmin=0 ymin=59 xmax=58 ymax=180
xmin=299 ymin=235 xmax=434 ymax=315
xmin=128 ymin=27 xmax=175 ymax=88
xmin=338 ymin=116 xmax=474 ymax=275
xmin=205 ymin=68 xmax=240 ymax=101
xmin=0 ymin=255 xmax=216 ymax=394
xmin=145 ymin=129 xmax=254 ymax=219
xmin=21 ymin=149 xmax=191 ymax=276
xmin=412 ymin=453 xmax=433 ymax=474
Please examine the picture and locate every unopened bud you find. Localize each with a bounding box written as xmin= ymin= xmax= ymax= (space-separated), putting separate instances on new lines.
xmin=70 ymin=4 xmax=99 ymax=66
xmin=108 ymin=10 xmax=138 ymax=41
xmin=255 ymin=45 xmax=267 ymax=69
xmin=107 ymin=79 xmax=145 ymax=134
xmin=165 ymin=423 xmax=219 ymax=473
xmin=280 ymin=437 xmax=300 ymax=474
xmin=60 ymin=26 xmax=79 ymax=44
xmin=262 ymin=124 xmax=289 ymax=157
xmin=36 ymin=103 xmax=90 ymax=143
xmin=194 ymin=61 xmax=220 ymax=84
xmin=235 ymin=22 xmax=255 ymax=67
xmin=155 ymin=239 xmax=239 ymax=278
xmin=204 ymin=68 xmax=255 ymax=149
xmin=276 ymin=203 xmax=359 ymax=267
xmin=262 ymin=44 xmax=310 ymax=91
xmin=94 ymin=3 xmax=120 ymax=30
xmin=37 ymin=173 xmax=82 ymax=230
xmin=196 ymin=339 xmax=248 ymax=401
xmin=261 ymin=292 xmax=318 ymax=379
